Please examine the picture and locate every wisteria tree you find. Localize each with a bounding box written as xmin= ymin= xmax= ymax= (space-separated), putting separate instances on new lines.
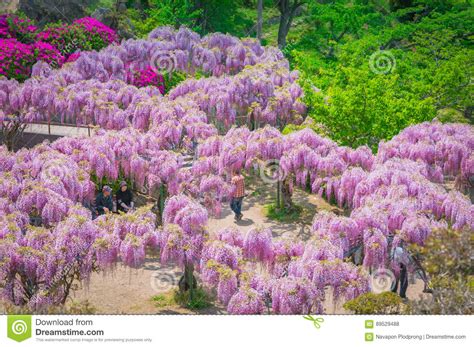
xmin=159 ymin=194 xmax=208 ymax=300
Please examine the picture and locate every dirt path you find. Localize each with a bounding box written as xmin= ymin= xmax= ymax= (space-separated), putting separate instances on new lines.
xmin=207 ymin=178 xmax=335 ymax=238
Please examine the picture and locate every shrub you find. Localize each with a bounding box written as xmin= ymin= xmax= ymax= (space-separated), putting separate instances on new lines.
xmin=126 ymin=65 xmax=165 ymax=94
xmin=264 ymin=203 xmax=303 ymax=223
xmin=37 ymin=17 xmax=118 ymax=58
xmin=343 ymin=292 xmax=403 ymax=314
xmin=0 ymin=38 xmax=63 ymax=81
xmin=0 ymin=39 xmax=34 ymax=81
xmin=173 ymin=287 xmax=214 ymax=310
xmin=0 ymin=15 xmax=116 ymax=81
xmin=0 ymin=14 xmax=37 ymax=42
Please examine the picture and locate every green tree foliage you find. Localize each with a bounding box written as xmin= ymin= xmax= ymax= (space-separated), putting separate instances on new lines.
xmin=128 ymin=0 xmax=202 ymax=37
xmin=193 ymin=0 xmax=253 ymax=36
xmin=289 ymin=0 xmax=473 ymax=150
xmin=127 ymin=0 xmax=254 ymax=37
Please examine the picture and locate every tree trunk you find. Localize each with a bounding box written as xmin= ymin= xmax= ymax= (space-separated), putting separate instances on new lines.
xmin=281 ymin=178 xmax=293 ymax=210
xmin=159 ymin=184 xmax=167 ymax=218
xmin=277 ymin=12 xmax=290 ymax=48
xmin=276 ymin=180 xmax=281 ymax=209
xmin=276 ymin=0 xmax=303 ymax=49
xmin=257 ymin=0 xmax=263 ymax=41
xmin=1 ymin=120 xmax=26 ymax=151
xmin=179 ymin=262 xmax=197 ymax=301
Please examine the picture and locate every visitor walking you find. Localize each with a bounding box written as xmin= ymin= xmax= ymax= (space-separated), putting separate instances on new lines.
xmin=391 ymin=244 xmax=410 ymax=299
xmin=116 ymin=181 xmax=134 ymax=213
xmin=230 ymin=170 xmax=245 ymax=221
xmin=96 ymin=185 xmax=113 ymax=216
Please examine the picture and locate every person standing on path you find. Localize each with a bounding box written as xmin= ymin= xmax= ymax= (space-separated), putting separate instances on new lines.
xmin=391 ymin=243 xmax=410 ymax=299
xmin=230 ymin=170 xmax=245 ymax=221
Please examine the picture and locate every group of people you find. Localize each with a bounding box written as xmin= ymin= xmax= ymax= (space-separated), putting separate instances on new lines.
xmin=93 ymin=171 xmax=245 ymax=220
xmin=95 ymin=181 xmax=134 ymax=217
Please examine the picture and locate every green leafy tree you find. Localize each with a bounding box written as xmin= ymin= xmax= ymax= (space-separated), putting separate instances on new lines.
xmin=304 ymin=67 xmax=436 ymax=150
xmin=287 ymin=3 xmax=472 ymax=149
xmin=128 ymin=0 xmax=202 ymax=37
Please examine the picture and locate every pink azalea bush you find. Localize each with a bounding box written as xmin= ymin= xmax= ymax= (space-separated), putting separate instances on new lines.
xmin=0 ymin=39 xmax=63 ymax=81
xmin=37 ymin=17 xmax=118 ymax=58
xmin=0 ymin=14 xmax=37 ymax=41
xmin=126 ymin=65 xmax=165 ymax=94
xmin=0 ymin=15 xmax=116 ymax=81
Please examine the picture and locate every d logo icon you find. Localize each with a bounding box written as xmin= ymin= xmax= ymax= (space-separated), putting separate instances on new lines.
xmin=7 ymin=315 xmax=32 ymax=342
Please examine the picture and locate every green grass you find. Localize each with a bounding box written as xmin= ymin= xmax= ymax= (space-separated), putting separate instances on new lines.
xmin=152 ymin=287 xmax=214 ymax=310
xmin=151 ymin=292 xmax=176 ymax=308
xmin=264 ymin=203 xmax=302 ymax=223
xmin=173 ymin=286 xmax=214 ymax=310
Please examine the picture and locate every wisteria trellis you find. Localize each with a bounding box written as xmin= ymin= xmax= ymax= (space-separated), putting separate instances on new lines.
xmin=0 ymin=26 xmax=473 ymax=314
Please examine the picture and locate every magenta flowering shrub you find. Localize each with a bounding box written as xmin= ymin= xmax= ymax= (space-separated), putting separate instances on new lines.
xmin=73 ymin=17 xmax=117 ymax=46
xmin=0 ymin=39 xmax=64 ymax=81
xmin=0 ymin=15 xmax=10 ymax=38
xmin=0 ymin=39 xmax=35 ymax=81
xmin=65 ymin=51 xmax=81 ymax=63
xmin=33 ymin=41 xmax=65 ymax=65
xmin=0 ymin=14 xmax=37 ymax=41
xmin=37 ymin=17 xmax=117 ymax=58
xmin=0 ymin=15 xmax=116 ymax=81
xmin=126 ymin=65 xmax=165 ymax=94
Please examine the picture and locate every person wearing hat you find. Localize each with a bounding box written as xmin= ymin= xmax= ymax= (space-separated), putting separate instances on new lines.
xmin=96 ymin=185 xmax=113 ymax=216
xmin=116 ymin=181 xmax=134 ymax=213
